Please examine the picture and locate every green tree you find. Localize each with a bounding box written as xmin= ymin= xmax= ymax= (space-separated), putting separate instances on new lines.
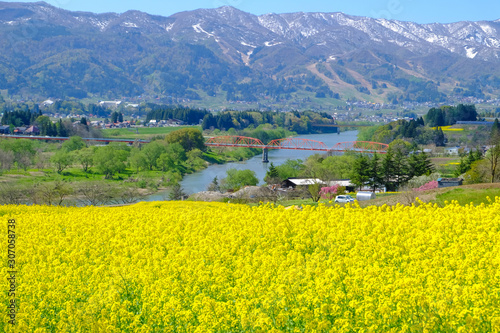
xmin=51 ymin=150 xmax=72 ymax=174
xmin=157 ymin=143 xmax=187 ymax=172
xmin=350 ymin=155 xmax=370 ymax=190
xmin=221 ymin=168 xmax=259 ymax=191
xmin=381 ymin=149 xmax=395 ymax=191
xmin=275 ymin=159 xmax=304 ymax=180
xmin=111 ymin=112 xmax=118 ymax=123
xmin=169 ymin=183 xmax=187 ymax=201
xmin=128 ymin=148 xmax=148 ymax=172
xmin=367 ymin=153 xmax=384 ymax=192
xmin=308 ymin=181 xmax=322 ymax=202
xmin=94 ymin=146 xmax=129 ymax=179
xmin=264 ymin=162 xmax=280 ymax=184
xmin=56 ymin=119 xmax=68 ymax=137
xmin=408 ymin=152 xmax=434 ymax=177
xmin=454 ymin=150 xmax=481 ymax=177
xmin=141 ymin=141 xmax=167 ymax=170
xmin=62 ymin=136 xmax=86 ymax=152
xmin=392 ymin=148 xmax=411 ymax=190
xmin=165 ymin=128 xmax=205 ymax=152
xmin=207 ymin=177 xmax=221 ymax=192
xmin=433 ymin=127 xmax=446 ymax=147
xmin=73 ymin=147 xmax=95 ymax=172
xmin=490 ymin=118 xmax=500 ymax=140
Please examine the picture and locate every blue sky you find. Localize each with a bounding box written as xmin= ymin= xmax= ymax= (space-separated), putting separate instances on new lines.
xmin=5 ymin=0 xmax=500 ymax=23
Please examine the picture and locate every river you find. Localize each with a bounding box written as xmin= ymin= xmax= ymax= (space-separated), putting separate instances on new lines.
xmin=143 ymin=130 xmax=358 ymax=200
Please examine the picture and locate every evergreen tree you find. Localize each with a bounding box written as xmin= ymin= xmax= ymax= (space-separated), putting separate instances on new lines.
xmin=111 ymin=112 xmax=118 ymax=123
xmin=392 ymin=149 xmax=411 ymax=190
xmin=207 ymin=177 xmax=221 ymax=192
xmin=490 ymin=118 xmax=500 ymax=140
xmin=56 ymin=119 xmax=68 ymax=137
xmin=350 ymin=155 xmax=371 ymax=190
xmin=433 ymin=127 xmax=446 ymax=146
xmin=367 ymin=153 xmax=384 ymax=192
xmin=382 ymin=149 xmax=395 ymax=191
xmin=264 ymin=162 xmax=280 ymax=184
xmin=409 ymin=152 xmax=434 ymax=177
xmin=169 ymin=183 xmax=187 ymax=201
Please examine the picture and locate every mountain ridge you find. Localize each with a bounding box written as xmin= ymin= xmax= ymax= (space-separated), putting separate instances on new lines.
xmin=1 ymin=1 xmax=500 ymax=106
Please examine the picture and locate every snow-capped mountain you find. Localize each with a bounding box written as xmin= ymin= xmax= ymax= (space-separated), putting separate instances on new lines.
xmin=1 ymin=1 xmax=499 ymax=103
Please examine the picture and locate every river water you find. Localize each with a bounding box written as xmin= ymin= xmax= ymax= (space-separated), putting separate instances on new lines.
xmin=144 ymin=130 xmax=358 ymax=200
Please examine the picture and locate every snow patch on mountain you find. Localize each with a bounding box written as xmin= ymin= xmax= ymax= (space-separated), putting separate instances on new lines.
xmin=192 ymin=23 xmax=218 ymax=41
xmin=265 ymin=41 xmax=283 ymax=47
xmin=479 ymin=23 xmax=496 ymax=36
xmin=241 ymin=41 xmax=256 ymax=48
xmin=122 ymin=22 xmax=138 ymax=28
xmin=465 ymin=46 xmax=478 ymax=59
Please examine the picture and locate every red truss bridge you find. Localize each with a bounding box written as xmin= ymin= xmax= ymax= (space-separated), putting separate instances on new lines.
xmin=205 ymin=136 xmax=389 ymax=162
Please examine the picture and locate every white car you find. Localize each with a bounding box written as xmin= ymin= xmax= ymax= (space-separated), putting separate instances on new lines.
xmin=334 ymin=195 xmax=355 ymax=203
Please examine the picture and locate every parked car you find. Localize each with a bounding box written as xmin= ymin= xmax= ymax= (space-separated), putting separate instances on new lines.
xmin=334 ymin=195 xmax=355 ymax=203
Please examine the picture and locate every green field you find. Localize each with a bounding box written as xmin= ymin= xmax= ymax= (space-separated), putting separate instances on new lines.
xmin=102 ymin=126 xmax=200 ymax=139
xmin=434 ymin=187 xmax=500 ymax=206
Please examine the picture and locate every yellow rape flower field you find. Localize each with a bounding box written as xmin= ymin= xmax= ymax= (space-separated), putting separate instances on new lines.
xmin=2 ymin=200 xmax=500 ymax=332
xmin=431 ymin=126 xmax=464 ymax=132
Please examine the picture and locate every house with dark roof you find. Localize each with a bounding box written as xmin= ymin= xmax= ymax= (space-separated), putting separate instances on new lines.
xmin=14 ymin=127 xmax=27 ymax=135
xmin=25 ymin=126 xmax=40 ymax=135
xmin=437 ymin=178 xmax=463 ymax=188
xmin=0 ymin=125 xmax=10 ymax=134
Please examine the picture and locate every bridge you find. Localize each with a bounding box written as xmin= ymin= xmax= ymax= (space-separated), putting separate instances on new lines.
xmin=205 ymin=136 xmax=389 ymax=162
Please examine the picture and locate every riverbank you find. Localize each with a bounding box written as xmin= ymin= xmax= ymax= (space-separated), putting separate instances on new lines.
xmin=176 ymin=131 xmax=359 ymax=195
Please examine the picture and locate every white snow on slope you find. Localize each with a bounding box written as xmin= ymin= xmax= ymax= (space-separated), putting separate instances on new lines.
xmin=465 ymin=46 xmax=478 ymax=59
xmin=192 ymin=23 xmax=218 ymax=41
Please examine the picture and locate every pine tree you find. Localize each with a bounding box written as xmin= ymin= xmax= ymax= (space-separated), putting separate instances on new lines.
xmin=350 ymin=155 xmax=371 ymax=190
xmin=382 ymin=149 xmax=395 ymax=191
xmin=367 ymin=153 xmax=384 ymax=192
xmin=433 ymin=127 xmax=446 ymax=146
xmin=111 ymin=112 xmax=118 ymax=123
xmin=391 ymin=149 xmax=412 ymax=190
xmin=264 ymin=162 xmax=280 ymax=185
xmin=490 ymin=118 xmax=500 ymax=140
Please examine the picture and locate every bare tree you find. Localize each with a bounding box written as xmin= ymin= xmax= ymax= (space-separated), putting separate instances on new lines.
xmin=111 ymin=186 xmax=143 ymax=205
xmin=485 ymin=145 xmax=500 ymax=183
xmin=0 ymin=183 xmax=26 ymax=205
xmin=486 ymin=127 xmax=500 ymax=183
xmin=16 ymin=151 xmax=33 ymax=171
xmin=0 ymin=149 xmax=14 ymax=171
xmin=76 ymin=182 xmax=115 ymax=206
xmin=35 ymin=150 xmax=50 ymax=171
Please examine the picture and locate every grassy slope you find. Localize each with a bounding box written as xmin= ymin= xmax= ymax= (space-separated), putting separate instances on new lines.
xmin=101 ymin=126 xmax=201 ymax=139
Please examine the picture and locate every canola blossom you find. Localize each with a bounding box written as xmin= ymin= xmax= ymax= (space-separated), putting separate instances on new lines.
xmin=431 ymin=126 xmax=464 ymax=132
xmin=1 ymin=200 xmax=500 ymax=332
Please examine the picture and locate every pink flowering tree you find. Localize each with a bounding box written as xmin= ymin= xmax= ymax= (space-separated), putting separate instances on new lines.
xmin=320 ymin=185 xmax=345 ymax=200
xmin=415 ymin=180 xmax=439 ymax=192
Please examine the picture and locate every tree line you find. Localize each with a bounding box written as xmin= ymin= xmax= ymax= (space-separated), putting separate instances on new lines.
xmin=425 ymin=104 xmax=478 ymax=127
xmin=202 ymin=110 xmax=336 ymax=134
